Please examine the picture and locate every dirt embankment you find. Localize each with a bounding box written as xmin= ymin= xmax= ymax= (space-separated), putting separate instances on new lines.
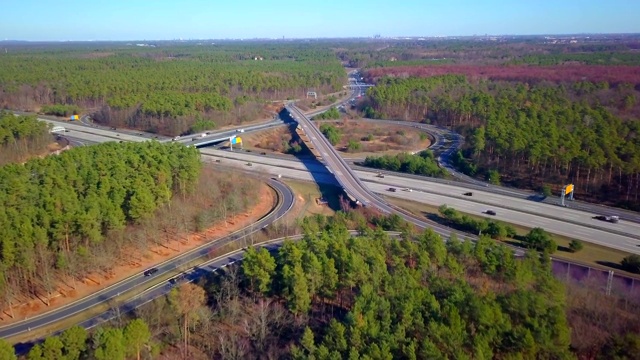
xmin=241 ymin=119 xmax=431 ymax=158
xmin=0 ymin=183 xmax=276 ymax=325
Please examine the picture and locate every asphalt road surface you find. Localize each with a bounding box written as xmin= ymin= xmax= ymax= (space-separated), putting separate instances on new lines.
xmin=200 ymin=148 xmax=640 ymax=238
xmin=46 ymin=119 xmax=640 ymax=249
xmin=0 ymin=179 xmax=294 ymax=339
xmin=365 ymin=182 xmax=640 ymax=255
xmin=201 ymin=153 xmax=640 ymax=255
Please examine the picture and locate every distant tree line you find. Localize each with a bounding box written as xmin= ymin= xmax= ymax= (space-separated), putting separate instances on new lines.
xmin=0 ymin=44 xmax=346 ymax=135
xmin=365 ymin=64 xmax=640 ymax=87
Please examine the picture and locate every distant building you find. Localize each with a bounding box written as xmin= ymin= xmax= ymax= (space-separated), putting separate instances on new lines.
xmin=389 ymin=57 xmax=398 ymax=62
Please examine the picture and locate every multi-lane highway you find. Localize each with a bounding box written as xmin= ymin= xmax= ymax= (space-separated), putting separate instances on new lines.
xmin=40 ymin=108 xmax=640 ymax=225
xmin=40 ymin=112 xmax=640 ymax=243
xmin=198 ymin=151 xmax=640 ymax=255
xmin=0 ymin=178 xmax=294 ymax=339
xmin=200 ymin=147 xmax=640 ymax=235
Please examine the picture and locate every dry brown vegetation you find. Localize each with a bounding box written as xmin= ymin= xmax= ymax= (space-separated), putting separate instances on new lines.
xmin=242 ymin=125 xmax=298 ymax=154
xmin=318 ymin=119 xmax=431 ymax=155
xmin=565 ymin=281 xmax=640 ymax=358
xmin=242 ymin=120 xmax=431 ymax=156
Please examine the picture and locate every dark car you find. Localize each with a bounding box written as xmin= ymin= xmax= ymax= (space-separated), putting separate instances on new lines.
xmin=388 ymin=187 xmax=397 ymax=192
xmin=594 ymin=215 xmax=619 ymax=223
xmin=463 ymin=192 xmax=473 ymax=196
xmin=143 ymin=268 xmax=159 ymax=276
xmin=485 ymin=210 xmax=497 ymax=216
xmin=169 ymin=274 xmax=187 ymax=285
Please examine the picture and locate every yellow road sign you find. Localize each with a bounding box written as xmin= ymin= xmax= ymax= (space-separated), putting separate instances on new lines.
xmin=565 ymin=184 xmax=574 ymax=195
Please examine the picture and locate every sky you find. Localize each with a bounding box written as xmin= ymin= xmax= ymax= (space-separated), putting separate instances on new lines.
xmin=1 ymin=0 xmax=639 ymax=41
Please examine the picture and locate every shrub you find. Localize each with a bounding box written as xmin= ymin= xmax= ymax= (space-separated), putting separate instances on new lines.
xmin=346 ymin=140 xmax=361 ymax=152
xmin=621 ymin=254 xmax=640 ymax=274
xmin=568 ymin=240 xmax=584 ymax=253
xmin=524 ymin=227 xmax=557 ymax=254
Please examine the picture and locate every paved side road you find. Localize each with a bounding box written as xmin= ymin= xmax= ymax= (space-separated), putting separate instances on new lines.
xmin=0 ymin=179 xmax=294 ymax=340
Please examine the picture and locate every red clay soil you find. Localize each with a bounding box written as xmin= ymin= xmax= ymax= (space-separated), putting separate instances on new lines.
xmin=0 ymin=183 xmax=276 ymax=325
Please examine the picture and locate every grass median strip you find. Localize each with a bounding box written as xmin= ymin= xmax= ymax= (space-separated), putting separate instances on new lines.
xmin=385 ymin=195 xmax=639 ymax=277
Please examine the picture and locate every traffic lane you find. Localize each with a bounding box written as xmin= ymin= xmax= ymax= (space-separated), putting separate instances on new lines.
xmin=366 ymin=182 xmax=640 ymax=255
xmin=38 ymin=118 xmax=150 ymax=142
xmin=360 ymin=172 xmax=640 ymax=238
xmin=198 ymin=150 xmax=631 ymax=236
xmin=58 ymin=132 xmax=121 ymax=145
xmin=80 ymin=237 xmax=292 ymax=331
xmin=60 ymin=135 xmax=94 ymax=147
xmin=174 ymin=120 xmax=285 ymax=145
xmin=199 ymin=149 xmax=329 ymax=174
xmin=291 ymin=107 xmax=370 ymax=204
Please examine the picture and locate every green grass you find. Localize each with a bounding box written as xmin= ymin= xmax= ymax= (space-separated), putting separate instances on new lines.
xmin=385 ymin=196 xmax=640 ymax=277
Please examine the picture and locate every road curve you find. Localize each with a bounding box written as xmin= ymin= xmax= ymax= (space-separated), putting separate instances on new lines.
xmin=0 ymin=178 xmax=294 ymax=340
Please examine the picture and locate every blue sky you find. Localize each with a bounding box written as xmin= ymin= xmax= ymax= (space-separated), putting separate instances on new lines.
xmin=1 ymin=0 xmax=639 ymax=41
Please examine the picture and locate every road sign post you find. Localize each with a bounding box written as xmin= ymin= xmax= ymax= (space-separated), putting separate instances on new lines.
xmin=230 ymin=136 xmax=242 ymax=151
xmin=560 ymin=184 xmax=575 ymax=207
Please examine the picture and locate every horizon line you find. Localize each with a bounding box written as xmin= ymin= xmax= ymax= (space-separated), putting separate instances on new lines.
xmin=2 ymin=32 xmax=640 ymax=43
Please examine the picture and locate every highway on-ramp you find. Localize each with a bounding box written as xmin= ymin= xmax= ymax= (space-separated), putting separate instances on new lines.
xmin=0 ymin=178 xmax=294 ymax=340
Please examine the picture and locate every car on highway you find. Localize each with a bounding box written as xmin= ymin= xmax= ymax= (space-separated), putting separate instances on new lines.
xmin=169 ymin=274 xmax=187 ymax=285
xmin=388 ymin=187 xmax=397 ymax=192
xmin=485 ymin=210 xmax=497 ymax=216
xmin=594 ymin=215 xmax=619 ymax=223
xmin=172 ymin=136 xmax=180 ymax=141
xmin=143 ymin=268 xmax=159 ymax=276
xmin=463 ymin=192 xmax=473 ymax=196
